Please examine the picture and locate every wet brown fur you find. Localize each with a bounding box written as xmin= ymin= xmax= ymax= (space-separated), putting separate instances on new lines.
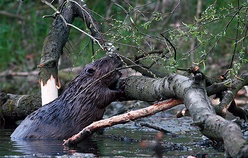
xmin=11 ymin=55 xmax=123 ymax=139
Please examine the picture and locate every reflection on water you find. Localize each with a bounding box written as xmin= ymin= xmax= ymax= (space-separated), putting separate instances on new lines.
xmin=1 ymin=129 xmax=98 ymax=157
xmin=0 ymin=128 xmax=224 ymax=157
xmin=11 ymin=138 xmax=99 ymax=157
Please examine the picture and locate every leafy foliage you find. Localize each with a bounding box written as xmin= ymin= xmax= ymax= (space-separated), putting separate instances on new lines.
xmin=89 ymin=0 xmax=247 ymax=78
xmin=0 ymin=0 xmax=247 ymax=78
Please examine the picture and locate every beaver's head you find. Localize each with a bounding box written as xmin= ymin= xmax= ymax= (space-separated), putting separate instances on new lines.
xmin=83 ymin=54 xmax=123 ymax=87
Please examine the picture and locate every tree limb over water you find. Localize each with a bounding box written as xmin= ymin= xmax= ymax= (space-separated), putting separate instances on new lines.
xmin=64 ymin=73 xmax=248 ymax=157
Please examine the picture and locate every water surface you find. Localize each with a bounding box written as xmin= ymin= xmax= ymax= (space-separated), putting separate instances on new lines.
xmin=0 ymin=127 xmax=224 ymax=157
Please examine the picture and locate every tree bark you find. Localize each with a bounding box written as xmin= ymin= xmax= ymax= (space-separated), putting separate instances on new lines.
xmin=0 ymin=92 xmax=41 ymax=126
xmin=124 ymin=74 xmax=248 ymax=157
xmin=39 ymin=0 xmax=76 ymax=105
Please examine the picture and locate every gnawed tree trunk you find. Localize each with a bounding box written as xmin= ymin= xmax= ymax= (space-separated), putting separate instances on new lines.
xmin=39 ymin=1 xmax=74 ymax=105
xmin=64 ymin=73 xmax=248 ymax=157
xmin=39 ymin=0 xmax=109 ymax=105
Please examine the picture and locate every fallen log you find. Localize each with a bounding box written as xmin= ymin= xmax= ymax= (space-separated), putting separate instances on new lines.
xmin=0 ymin=92 xmax=41 ymax=126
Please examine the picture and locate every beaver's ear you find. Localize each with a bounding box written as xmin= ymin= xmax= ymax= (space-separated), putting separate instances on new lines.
xmin=86 ymin=68 xmax=95 ymax=76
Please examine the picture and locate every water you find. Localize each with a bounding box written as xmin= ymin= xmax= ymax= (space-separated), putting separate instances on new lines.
xmin=0 ymin=127 xmax=224 ymax=157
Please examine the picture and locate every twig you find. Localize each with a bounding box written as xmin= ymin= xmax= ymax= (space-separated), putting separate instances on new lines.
xmin=203 ymin=5 xmax=242 ymax=63
xmin=68 ymin=0 xmax=100 ymax=35
xmin=160 ymin=34 xmax=177 ymax=61
xmin=227 ymin=0 xmax=240 ymax=70
xmin=0 ymin=71 xmax=39 ymax=77
xmin=66 ymin=23 xmax=104 ymax=50
xmin=63 ymin=99 xmax=182 ymax=146
xmin=0 ymin=11 xmax=25 ymax=20
xmin=118 ymin=54 xmax=158 ymax=78
xmin=134 ymin=50 xmax=164 ymax=61
xmin=0 ymin=66 xmax=83 ymax=77
xmin=140 ymin=123 xmax=171 ymax=133
xmin=160 ymin=0 xmax=181 ymax=31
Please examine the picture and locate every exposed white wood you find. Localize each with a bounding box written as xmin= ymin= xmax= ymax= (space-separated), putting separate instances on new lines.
xmin=40 ymin=75 xmax=58 ymax=106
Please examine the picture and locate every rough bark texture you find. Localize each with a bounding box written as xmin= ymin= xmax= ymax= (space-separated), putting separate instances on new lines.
xmin=39 ymin=0 xmax=105 ymax=84
xmin=124 ymin=74 xmax=248 ymax=157
xmin=39 ymin=3 xmax=74 ymax=85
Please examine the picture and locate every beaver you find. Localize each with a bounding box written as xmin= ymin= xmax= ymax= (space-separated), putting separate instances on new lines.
xmin=11 ymin=54 xmax=123 ymax=139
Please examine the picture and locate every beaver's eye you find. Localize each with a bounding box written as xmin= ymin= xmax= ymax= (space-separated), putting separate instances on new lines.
xmin=86 ymin=68 xmax=95 ymax=76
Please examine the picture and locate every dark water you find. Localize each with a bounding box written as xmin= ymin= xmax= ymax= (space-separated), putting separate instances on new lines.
xmin=0 ymin=127 xmax=224 ymax=157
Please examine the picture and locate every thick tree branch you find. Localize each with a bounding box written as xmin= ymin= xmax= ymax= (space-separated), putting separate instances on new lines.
xmin=64 ymin=73 xmax=248 ymax=157
xmin=219 ymin=73 xmax=248 ymax=108
xmin=2 ymin=73 xmax=247 ymax=125
xmin=211 ymin=73 xmax=248 ymax=118
xmin=124 ymin=74 xmax=248 ymax=157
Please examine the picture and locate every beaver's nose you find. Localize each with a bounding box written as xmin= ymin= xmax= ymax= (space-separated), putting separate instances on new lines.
xmin=107 ymin=53 xmax=123 ymax=67
xmin=114 ymin=55 xmax=123 ymax=67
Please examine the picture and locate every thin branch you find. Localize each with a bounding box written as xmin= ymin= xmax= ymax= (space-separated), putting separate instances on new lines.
xmin=140 ymin=123 xmax=171 ymax=133
xmin=41 ymin=0 xmax=60 ymax=14
xmin=160 ymin=34 xmax=177 ymax=61
xmin=111 ymin=0 xmax=128 ymax=15
xmin=228 ymin=0 xmax=240 ymax=70
xmin=0 ymin=71 xmax=38 ymax=77
xmin=16 ymin=0 xmax=23 ymax=14
xmin=69 ymin=0 xmax=101 ymax=33
xmin=134 ymin=50 xmax=164 ymax=61
xmin=117 ymin=54 xmax=158 ymax=78
xmin=0 ymin=11 xmax=25 ymax=20
xmin=66 ymin=23 xmax=104 ymax=50
xmin=0 ymin=66 xmax=83 ymax=77
xmin=203 ymin=5 xmax=243 ymax=63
